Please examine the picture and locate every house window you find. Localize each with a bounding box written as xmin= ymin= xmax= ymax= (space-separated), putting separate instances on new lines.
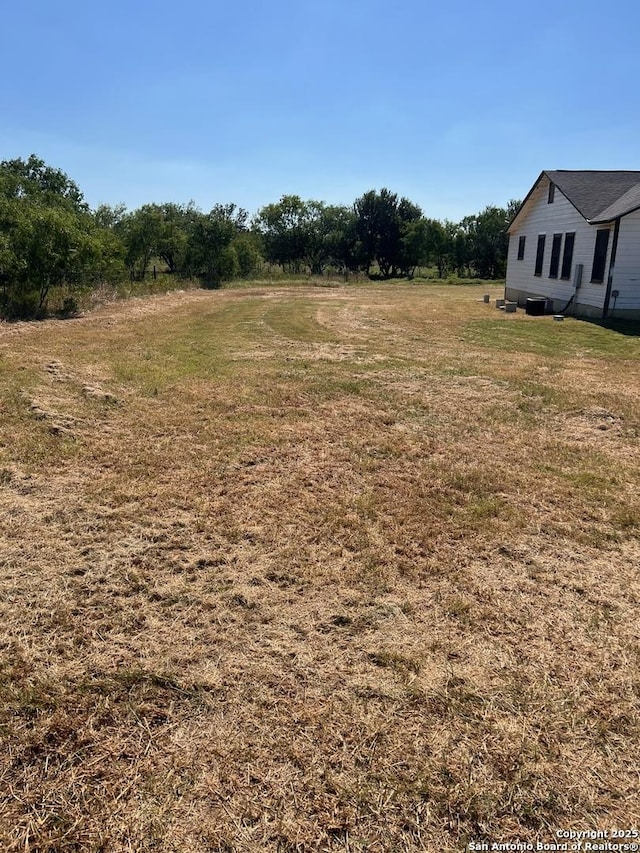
xmin=534 ymin=235 xmax=546 ymax=276
xmin=517 ymin=235 xmax=526 ymax=260
xmin=591 ymin=229 xmax=610 ymax=283
xmin=549 ymin=233 xmax=562 ymax=278
xmin=548 ymin=183 xmax=555 ymax=204
xmin=560 ymin=233 xmax=575 ymax=280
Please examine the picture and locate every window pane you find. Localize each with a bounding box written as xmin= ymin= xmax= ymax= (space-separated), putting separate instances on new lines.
xmin=534 ymin=235 xmax=546 ymax=276
xmin=517 ymin=235 xmax=526 ymax=260
xmin=591 ymin=229 xmax=610 ymax=283
xmin=561 ymin=233 xmax=575 ymax=280
xmin=549 ymin=233 xmax=562 ymax=278
xmin=548 ymin=183 xmax=555 ymax=204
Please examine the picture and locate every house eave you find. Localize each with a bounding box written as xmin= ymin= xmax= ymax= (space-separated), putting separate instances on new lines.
xmin=508 ymin=170 xmax=591 ymax=233
xmin=507 ymin=171 xmax=546 ymax=233
xmin=589 ymin=202 xmax=640 ymax=225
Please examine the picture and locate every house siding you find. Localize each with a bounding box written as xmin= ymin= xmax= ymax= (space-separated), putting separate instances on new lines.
xmin=608 ymin=209 xmax=640 ymax=317
xmin=506 ymin=175 xmax=614 ymax=317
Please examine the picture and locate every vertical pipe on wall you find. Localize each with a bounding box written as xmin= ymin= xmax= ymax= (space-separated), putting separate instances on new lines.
xmin=602 ymin=217 xmax=621 ymax=320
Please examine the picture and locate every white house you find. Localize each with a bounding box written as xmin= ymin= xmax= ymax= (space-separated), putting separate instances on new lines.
xmin=506 ymin=171 xmax=640 ymax=319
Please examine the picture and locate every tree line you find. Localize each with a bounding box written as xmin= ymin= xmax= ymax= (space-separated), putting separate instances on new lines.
xmin=0 ymin=154 xmax=520 ymax=319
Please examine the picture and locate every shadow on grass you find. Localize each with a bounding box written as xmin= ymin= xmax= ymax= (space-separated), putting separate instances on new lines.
xmin=586 ymin=318 xmax=640 ymax=338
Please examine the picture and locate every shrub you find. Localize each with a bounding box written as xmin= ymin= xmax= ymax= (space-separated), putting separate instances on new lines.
xmin=0 ymin=288 xmax=44 ymax=321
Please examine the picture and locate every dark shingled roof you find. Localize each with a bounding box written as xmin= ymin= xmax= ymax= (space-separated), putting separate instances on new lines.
xmin=591 ymin=183 xmax=640 ymax=223
xmin=508 ymin=170 xmax=640 ymax=232
xmin=545 ymin=170 xmax=640 ymax=222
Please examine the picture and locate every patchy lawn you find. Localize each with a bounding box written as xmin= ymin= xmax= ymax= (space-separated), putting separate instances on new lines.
xmin=1 ymin=283 xmax=639 ymax=851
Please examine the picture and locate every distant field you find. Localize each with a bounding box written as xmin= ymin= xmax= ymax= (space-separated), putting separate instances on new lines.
xmin=1 ymin=282 xmax=639 ymax=851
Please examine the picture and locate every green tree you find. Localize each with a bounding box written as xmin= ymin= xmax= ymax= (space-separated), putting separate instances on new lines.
xmin=400 ymin=217 xmax=447 ymax=277
xmin=255 ymin=198 xmax=358 ymax=275
xmin=231 ymin=232 xmax=262 ymax=277
xmin=318 ymin=204 xmax=358 ymax=272
xmin=353 ymin=189 xmax=387 ymax=275
xmin=118 ymin=205 xmax=164 ymax=280
xmin=186 ymin=204 xmax=247 ymax=285
xmin=302 ymin=201 xmax=358 ymax=274
xmin=461 ymin=204 xmax=516 ymax=279
xmin=110 ymin=202 xmax=200 ymax=277
xmin=0 ymin=157 xmax=121 ymax=318
xmin=254 ymin=195 xmax=311 ymax=273
xmin=0 ymin=154 xmax=87 ymax=213
xmin=94 ymin=202 xmax=127 ymax=229
xmin=154 ymin=202 xmax=196 ymax=274
xmin=354 ymin=189 xmax=422 ymax=277
xmin=0 ymin=198 xmax=26 ymax=306
xmin=0 ymin=200 xmax=106 ymax=318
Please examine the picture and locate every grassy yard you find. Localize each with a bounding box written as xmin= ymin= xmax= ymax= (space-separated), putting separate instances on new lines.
xmin=0 ymin=282 xmax=639 ymax=851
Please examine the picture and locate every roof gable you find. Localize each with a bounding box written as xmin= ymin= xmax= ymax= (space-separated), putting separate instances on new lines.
xmin=509 ymin=170 xmax=640 ymax=231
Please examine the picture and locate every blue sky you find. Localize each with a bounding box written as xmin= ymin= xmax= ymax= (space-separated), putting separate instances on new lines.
xmin=2 ymin=0 xmax=639 ymax=220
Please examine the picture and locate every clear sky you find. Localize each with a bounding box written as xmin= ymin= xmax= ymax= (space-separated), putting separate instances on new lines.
xmin=2 ymin=0 xmax=639 ymax=221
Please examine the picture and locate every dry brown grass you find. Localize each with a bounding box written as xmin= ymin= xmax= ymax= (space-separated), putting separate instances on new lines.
xmin=1 ymin=283 xmax=639 ymax=851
